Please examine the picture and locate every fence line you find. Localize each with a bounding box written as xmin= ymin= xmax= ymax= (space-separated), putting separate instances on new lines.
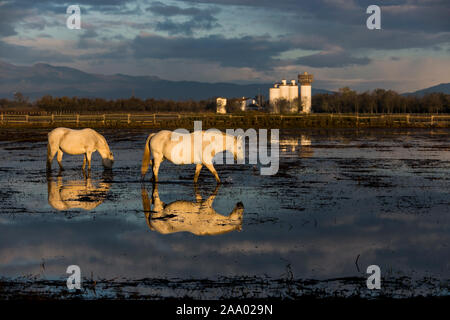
xmin=1 ymin=113 xmax=450 ymax=126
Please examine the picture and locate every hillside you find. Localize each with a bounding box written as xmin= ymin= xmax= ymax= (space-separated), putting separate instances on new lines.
xmin=404 ymin=83 xmax=450 ymax=96
xmin=0 ymin=61 xmax=331 ymax=100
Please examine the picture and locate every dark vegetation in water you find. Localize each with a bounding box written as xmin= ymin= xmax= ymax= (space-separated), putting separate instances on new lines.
xmin=0 ymin=273 xmax=447 ymax=300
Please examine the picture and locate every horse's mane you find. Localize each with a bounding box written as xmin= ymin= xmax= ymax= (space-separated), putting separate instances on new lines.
xmin=94 ymin=131 xmax=110 ymax=151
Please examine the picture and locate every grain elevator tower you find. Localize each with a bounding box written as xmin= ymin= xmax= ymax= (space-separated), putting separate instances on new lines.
xmin=298 ymin=72 xmax=314 ymax=113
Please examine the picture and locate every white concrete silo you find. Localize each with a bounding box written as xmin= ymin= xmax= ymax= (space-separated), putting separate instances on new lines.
xmin=289 ymin=80 xmax=299 ymax=113
xmin=269 ymin=84 xmax=281 ymax=113
xmin=289 ymin=81 xmax=299 ymax=101
xmin=269 ymin=84 xmax=280 ymax=102
xmin=279 ymin=79 xmax=289 ymax=101
xmin=298 ymin=72 xmax=314 ymax=113
xmin=269 ymin=79 xmax=300 ymax=113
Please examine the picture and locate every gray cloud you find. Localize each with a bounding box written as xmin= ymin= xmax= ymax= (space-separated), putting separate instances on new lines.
xmin=295 ymin=50 xmax=371 ymax=68
xmin=148 ymin=1 xmax=217 ymax=17
xmin=179 ymin=0 xmax=449 ymax=54
xmin=68 ymin=31 xmax=373 ymax=71
xmin=335 ymin=28 xmax=450 ymax=51
xmin=0 ymin=2 xmax=31 ymax=36
xmin=154 ymin=18 xmax=219 ymax=35
xmin=147 ymin=1 xmax=220 ymax=35
xmin=1 ymin=0 xmax=142 ymax=17
xmin=0 ymin=0 xmax=447 ymax=91
xmin=131 ymin=34 xmax=291 ymax=70
xmin=77 ymin=29 xmax=101 ymax=49
xmin=0 ymin=40 xmax=73 ymax=64
xmin=78 ymin=43 xmax=131 ymax=61
xmin=179 ymin=0 xmax=450 ymax=29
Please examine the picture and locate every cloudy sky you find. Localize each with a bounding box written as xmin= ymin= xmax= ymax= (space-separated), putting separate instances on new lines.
xmin=0 ymin=0 xmax=449 ymax=92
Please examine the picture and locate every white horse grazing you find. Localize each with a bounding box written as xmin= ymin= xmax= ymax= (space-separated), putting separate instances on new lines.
xmin=47 ymin=127 xmax=114 ymax=171
xmin=141 ymin=130 xmax=244 ymax=183
xmin=141 ymin=183 xmax=244 ymax=236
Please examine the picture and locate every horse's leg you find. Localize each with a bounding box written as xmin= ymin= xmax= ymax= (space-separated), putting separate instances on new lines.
xmin=204 ymin=163 xmax=220 ymax=183
xmin=204 ymin=183 xmax=220 ymax=207
xmin=47 ymin=144 xmax=58 ymax=172
xmin=152 ymin=158 xmax=161 ymax=182
xmin=82 ymin=166 xmax=88 ymax=179
xmin=152 ymin=183 xmax=162 ymax=209
xmin=86 ymin=151 xmax=93 ymax=171
xmin=194 ymin=164 xmax=203 ymax=183
xmin=57 ymin=150 xmax=64 ymax=171
xmin=194 ymin=183 xmax=202 ymax=203
xmin=82 ymin=154 xmax=86 ymax=170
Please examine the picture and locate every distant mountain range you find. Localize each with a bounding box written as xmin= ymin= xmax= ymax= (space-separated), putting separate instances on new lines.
xmin=404 ymin=83 xmax=450 ymax=96
xmin=0 ymin=61 xmax=331 ymax=101
xmin=1 ymin=61 xmax=447 ymax=100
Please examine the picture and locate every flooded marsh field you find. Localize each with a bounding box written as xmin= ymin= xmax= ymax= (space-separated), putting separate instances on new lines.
xmin=0 ymin=128 xmax=449 ymax=299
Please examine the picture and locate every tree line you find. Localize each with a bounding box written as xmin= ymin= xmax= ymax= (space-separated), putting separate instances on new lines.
xmin=1 ymin=88 xmax=449 ymax=113
xmin=0 ymin=94 xmax=216 ymax=113
xmin=311 ymin=88 xmax=450 ymax=114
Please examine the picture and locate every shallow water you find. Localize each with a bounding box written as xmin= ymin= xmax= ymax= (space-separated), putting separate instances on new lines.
xmin=0 ymin=128 xmax=449 ymax=299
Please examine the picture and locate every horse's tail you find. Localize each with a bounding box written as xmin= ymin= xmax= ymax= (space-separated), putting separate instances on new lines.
xmin=141 ymin=133 xmax=156 ymax=177
xmin=46 ymin=140 xmax=52 ymax=170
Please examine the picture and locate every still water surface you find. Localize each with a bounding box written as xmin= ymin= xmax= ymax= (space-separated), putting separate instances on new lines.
xmin=0 ymin=128 xmax=448 ymax=298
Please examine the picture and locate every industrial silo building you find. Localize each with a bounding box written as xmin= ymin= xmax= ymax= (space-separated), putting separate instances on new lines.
xmin=269 ymin=79 xmax=299 ymax=113
xmin=269 ymin=84 xmax=281 ymax=113
xmin=298 ymin=72 xmax=314 ymax=113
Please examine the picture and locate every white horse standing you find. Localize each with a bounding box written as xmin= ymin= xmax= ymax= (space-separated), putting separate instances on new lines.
xmin=141 ymin=130 xmax=243 ymax=183
xmin=47 ymin=127 xmax=114 ymax=172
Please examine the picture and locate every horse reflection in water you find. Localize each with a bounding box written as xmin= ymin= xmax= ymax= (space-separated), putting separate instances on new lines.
xmin=141 ymin=184 xmax=244 ymax=236
xmin=47 ymin=172 xmax=112 ymax=211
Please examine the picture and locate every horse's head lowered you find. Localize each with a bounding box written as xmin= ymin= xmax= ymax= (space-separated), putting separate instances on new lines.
xmin=102 ymin=151 xmax=114 ymax=169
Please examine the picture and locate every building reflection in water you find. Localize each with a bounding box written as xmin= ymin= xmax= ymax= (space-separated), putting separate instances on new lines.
xmin=141 ymin=183 xmax=244 ymax=236
xmin=273 ymin=134 xmax=314 ymax=157
xmin=299 ymin=135 xmax=313 ymax=158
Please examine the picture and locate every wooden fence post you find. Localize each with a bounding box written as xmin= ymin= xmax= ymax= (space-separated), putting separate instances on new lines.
xmin=51 ymin=114 xmax=54 ymax=123
xmin=127 ymin=113 xmax=131 ymax=124
xmin=431 ymin=115 xmax=434 ymax=126
xmin=76 ymin=114 xmax=80 ymax=125
xmin=103 ymin=114 xmax=106 ymax=125
xmin=153 ymin=114 xmax=156 ymax=124
xmin=26 ymin=115 xmax=29 ymax=123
